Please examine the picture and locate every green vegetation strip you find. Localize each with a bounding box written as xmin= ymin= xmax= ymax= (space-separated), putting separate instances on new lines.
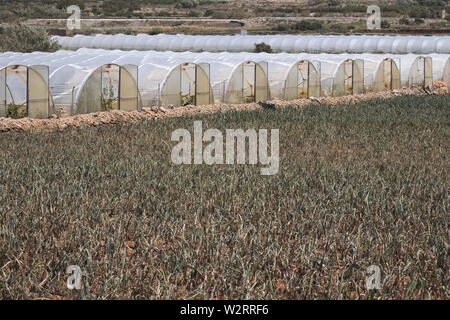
xmin=0 ymin=94 xmax=448 ymax=299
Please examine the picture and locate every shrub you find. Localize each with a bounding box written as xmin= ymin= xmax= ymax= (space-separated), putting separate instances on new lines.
xmin=182 ymin=95 xmax=196 ymax=106
xmin=175 ymin=0 xmax=199 ymax=9
xmin=255 ymin=42 xmax=272 ymax=53
xmin=148 ymin=28 xmax=163 ymax=35
xmin=187 ymin=11 xmax=200 ymax=17
xmin=294 ymin=20 xmax=323 ymax=31
xmin=6 ymin=103 xmax=27 ymax=119
xmin=399 ymin=17 xmax=410 ymax=25
xmin=211 ymin=11 xmax=227 ymax=19
xmin=0 ymin=24 xmax=60 ymax=53
xmin=381 ymin=20 xmax=391 ymax=29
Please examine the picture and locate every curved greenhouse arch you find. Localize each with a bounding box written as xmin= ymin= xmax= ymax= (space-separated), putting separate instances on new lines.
xmin=396 ymin=55 xmax=433 ymax=88
xmin=430 ymin=54 xmax=450 ymax=86
xmin=373 ymin=58 xmax=400 ymax=92
xmin=53 ymin=34 xmax=450 ymax=54
xmin=50 ymin=63 xmax=139 ymax=115
xmin=357 ymin=57 xmax=401 ymax=92
xmin=282 ymin=60 xmax=321 ymax=99
xmin=0 ymin=64 xmax=50 ymax=119
xmin=317 ymin=58 xmax=365 ymax=96
xmin=222 ymin=60 xmax=270 ymax=104
xmin=138 ymin=62 xmax=214 ymax=108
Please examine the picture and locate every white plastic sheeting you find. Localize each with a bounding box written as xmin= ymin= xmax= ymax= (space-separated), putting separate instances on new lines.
xmin=430 ymin=53 xmax=450 ymax=85
xmin=0 ymin=64 xmax=50 ymax=119
xmin=53 ymin=34 xmax=450 ymax=54
xmin=1 ymin=49 xmax=449 ymax=118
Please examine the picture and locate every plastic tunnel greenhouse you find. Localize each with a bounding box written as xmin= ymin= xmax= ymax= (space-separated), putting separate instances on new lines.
xmin=202 ymin=59 xmax=270 ymax=104
xmin=0 ymin=64 xmax=50 ymax=119
xmin=361 ymin=56 xmax=401 ymax=92
xmin=53 ymin=34 xmax=450 ymax=54
xmin=430 ymin=54 xmax=450 ymax=85
xmin=135 ymin=61 xmax=213 ymax=108
xmin=50 ymin=63 xmax=140 ymax=115
xmin=308 ymin=56 xmax=364 ymax=96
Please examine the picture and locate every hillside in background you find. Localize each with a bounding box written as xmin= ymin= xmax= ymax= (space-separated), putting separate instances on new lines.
xmin=1 ymin=0 xmax=449 ymax=35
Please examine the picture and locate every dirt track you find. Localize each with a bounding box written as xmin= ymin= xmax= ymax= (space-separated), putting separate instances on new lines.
xmin=1 ymin=83 xmax=448 ymax=133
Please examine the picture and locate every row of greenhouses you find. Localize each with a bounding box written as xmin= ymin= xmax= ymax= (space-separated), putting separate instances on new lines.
xmin=53 ymin=34 xmax=450 ymax=54
xmin=1 ymin=49 xmax=449 ymax=119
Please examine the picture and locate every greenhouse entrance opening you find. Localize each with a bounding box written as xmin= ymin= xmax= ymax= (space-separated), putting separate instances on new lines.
xmin=373 ymin=58 xmax=400 ymax=92
xmin=3 ymin=66 xmax=27 ymax=118
xmin=298 ymin=61 xmax=309 ymax=98
xmin=223 ymin=61 xmax=269 ymax=104
xmin=243 ymin=61 xmax=256 ymax=103
xmin=410 ymin=57 xmax=432 ymax=88
xmin=0 ymin=65 xmax=49 ymax=119
xmin=75 ymin=63 xmax=139 ymax=115
xmin=383 ymin=58 xmax=392 ymax=90
xmin=181 ymin=63 xmax=196 ymax=106
xmin=101 ymin=64 xmax=120 ymax=111
xmin=332 ymin=59 xmax=364 ymax=96
xmin=282 ymin=60 xmax=320 ymax=100
xmin=344 ymin=60 xmax=353 ymax=95
xmin=444 ymin=58 xmax=450 ymax=86
xmin=159 ymin=63 xmax=212 ymax=108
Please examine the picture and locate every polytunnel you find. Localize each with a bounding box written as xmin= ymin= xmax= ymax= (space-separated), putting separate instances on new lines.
xmin=202 ymin=59 xmax=270 ymax=104
xmin=278 ymin=59 xmax=321 ymax=99
xmin=136 ymin=60 xmax=214 ymax=107
xmin=53 ymin=34 xmax=450 ymax=54
xmin=0 ymin=64 xmax=50 ymax=119
xmin=264 ymin=58 xmax=321 ymax=99
xmin=50 ymin=62 xmax=140 ymax=115
xmin=364 ymin=57 xmax=401 ymax=92
xmin=430 ymin=54 xmax=450 ymax=86
xmin=315 ymin=57 xmax=364 ymax=96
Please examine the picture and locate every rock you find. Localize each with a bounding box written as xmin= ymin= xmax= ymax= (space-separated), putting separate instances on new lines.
xmin=309 ymin=97 xmax=321 ymax=103
xmin=166 ymin=104 xmax=174 ymax=109
xmin=159 ymin=106 xmax=167 ymax=113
